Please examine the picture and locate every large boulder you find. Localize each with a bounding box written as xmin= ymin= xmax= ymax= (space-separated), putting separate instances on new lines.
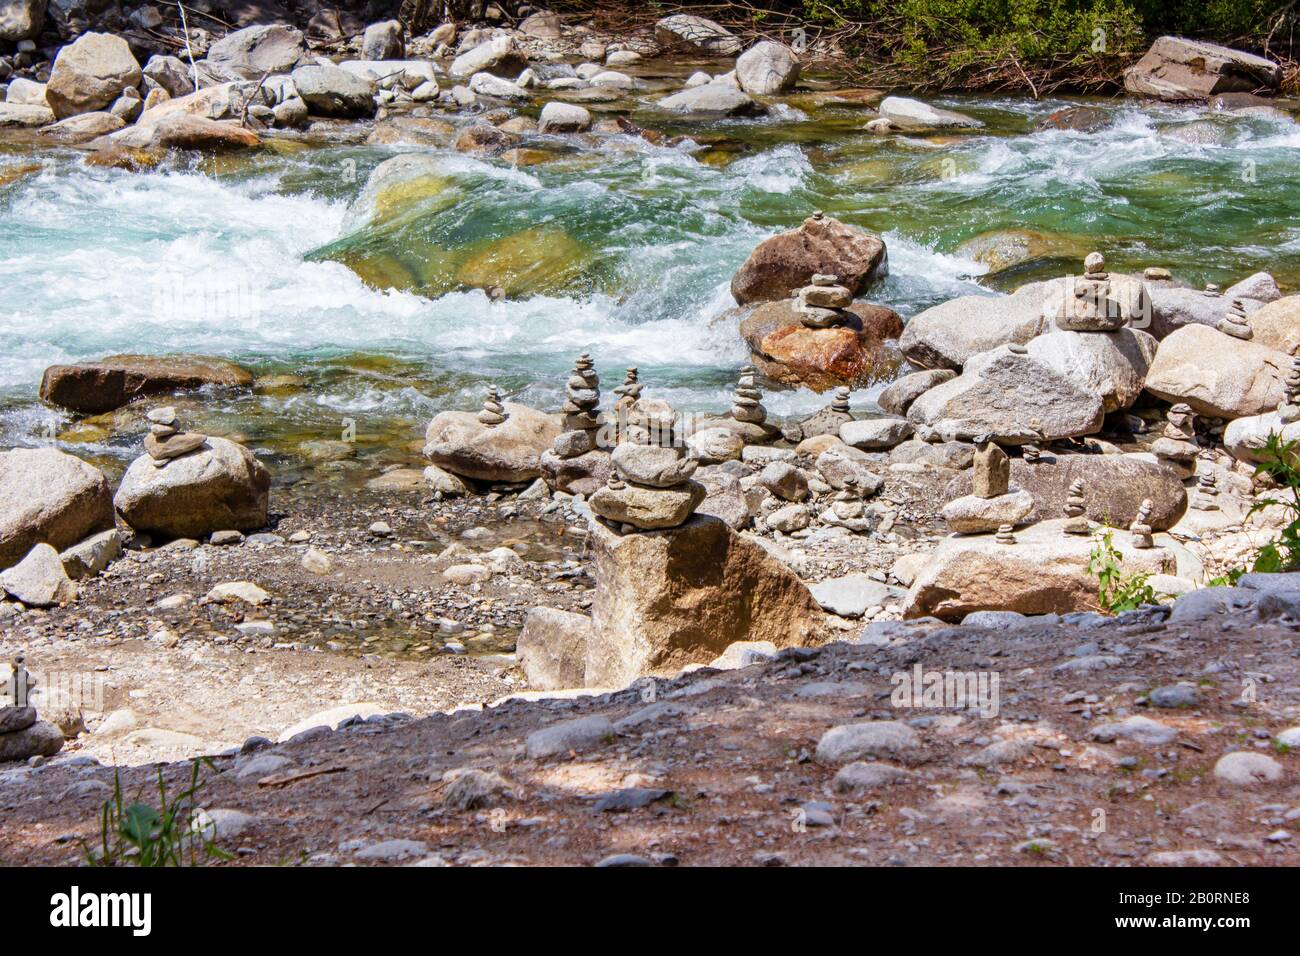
xmin=735 ymin=41 xmax=800 ymax=95
xmin=0 ymin=448 xmax=114 ymax=570
xmin=142 ymin=55 xmax=195 ymax=98
xmin=877 ymin=368 xmax=956 ymax=416
xmin=291 ymin=64 xmax=376 ymax=117
xmin=1246 ymin=295 xmax=1300 ymax=356
xmin=738 ymin=299 xmax=903 ymax=392
xmin=907 ymin=345 xmax=1105 ymax=444
xmin=657 ymin=82 xmax=761 ymax=116
xmin=1124 ymin=36 xmax=1282 ymax=101
xmin=945 ymin=454 xmax=1188 ymax=531
xmin=1026 ymin=327 xmax=1158 ymax=413
xmin=898 ymin=289 xmax=1048 ymax=370
xmin=204 ymin=24 xmax=306 ymax=82
xmin=904 ymin=519 xmax=1174 ymax=621
xmin=1147 ymin=286 xmax=1263 ymax=340
xmin=586 ymin=514 xmax=823 ymax=686
xmin=113 ymin=437 xmax=271 ymax=539
xmin=39 ymin=354 xmax=253 ymax=414
xmin=361 ymin=20 xmax=404 ymax=61
xmin=1224 ymin=412 xmax=1300 ymax=465
xmin=537 ymin=101 xmax=591 ymax=133
xmin=106 ymin=114 xmax=261 ymax=151
xmin=516 ymin=607 xmax=593 ymax=691
xmin=539 ymin=448 xmax=610 ymax=496
xmin=45 ymin=33 xmax=143 ymax=119
xmin=878 ymin=96 xmax=982 ymax=129
xmin=450 ymin=36 xmax=526 ymax=78
xmin=1143 ymin=324 xmax=1287 ymax=419
xmin=0 ymin=102 xmax=54 ymax=127
xmin=654 ymin=14 xmax=742 ymax=56
xmin=424 ymin=403 xmax=561 ymax=483
xmin=0 ymin=0 xmax=45 ymax=43
xmin=731 ymin=214 xmax=888 ymax=306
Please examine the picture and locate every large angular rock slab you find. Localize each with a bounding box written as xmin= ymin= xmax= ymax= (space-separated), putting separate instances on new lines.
xmin=291 ymin=64 xmax=376 ymax=118
xmin=731 ymin=214 xmax=888 ymax=306
xmin=424 ymin=403 xmax=561 ymax=483
xmin=904 ymin=519 xmax=1174 ymax=621
xmin=1148 ymin=286 xmax=1265 ymax=340
xmin=1124 ymin=36 xmax=1282 ymax=102
xmin=654 ymin=14 xmax=742 ymax=56
xmin=114 ymin=437 xmax=270 ymax=539
xmin=204 ymin=24 xmax=306 ymax=82
xmin=945 ymin=453 xmax=1188 ymax=530
xmin=907 ymin=346 xmax=1104 ymax=443
xmin=586 ymin=514 xmax=823 ymax=686
xmin=1245 ymin=295 xmax=1300 ymax=356
xmin=1026 ymin=327 xmax=1158 ymax=413
xmin=0 ymin=447 xmax=114 ymax=569
xmin=738 ymin=299 xmax=902 ymax=392
xmin=735 ymin=41 xmax=800 ymax=95
xmin=39 ymin=354 xmax=253 ymax=414
xmin=1223 ymin=412 xmax=1300 ymax=465
xmin=1143 ymin=324 xmax=1287 ymax=419
xmin=0 ymin=542 xmax=77 ymax=606
xmin=898 ymin=289 xmax=1048 ymax=371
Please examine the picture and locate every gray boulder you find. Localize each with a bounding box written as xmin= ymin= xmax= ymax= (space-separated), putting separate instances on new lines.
xmin=1148 ymin=286 xmax=1263 ymax=339
xmin=0 ymin=448 xmax=114 ymax=570
xmin=113 ymin=437 xmax=271 ymax=539
xmin=898 ymin=290 xmax=1047 ymax=370
xmin=142 ymin=55 xmax=195 ymax=98
xmin=537 ymin=101 xmax=591 ymax=133
xmin=1143 ymin=324 xmax=1287 ymax=419
xmin=0 ymin=543 xmax=77 ymax=606
xmin=0 ymin=0 xmax=45 ymax=43
xmin=735 ymin=41 xmax=800 ymax=95
xmin=658 ymin=81 xmax=761 ymax=116
xmin=907 ymin=346 xmax=1104 ymax=443
xmin=361 ymin=20 xmax=404 ymax=61
xmin=204 ymin=24 xmax=306 ymax=82
xmin=0 ymin=720 xmax=64 ymax=762
xmin=1026 ymin=327 xmax=1158 ymax=412
xmin=878 ymin=96 xmax=982 ymax=129
xmin=1124 ymin=36 xmax=1282 ymax=101
xmin=425 ymin=403 xmax=561 ymax=483
xmin=450 ymin=36 xmax=525 ymax=78
xmin=291 ymin=64 xmax=376 ymax=117
xmin=516 ymin=607 xmax=592 ymax=690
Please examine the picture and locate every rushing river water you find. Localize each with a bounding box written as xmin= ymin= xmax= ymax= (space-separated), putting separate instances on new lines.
xmin=2 ymin=79 xmax=1299 ymax=478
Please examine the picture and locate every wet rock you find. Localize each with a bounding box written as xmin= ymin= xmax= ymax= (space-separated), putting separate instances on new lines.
xmin=0 ymin=447 xmax=114 ymax=570
xmin=731 ymin=214 xmax=888 ymax=306
xmin=538 ymin=101 xmax=590 ymax=133
xmin=39 ymin=354 xmax=252 ymax=414
xmin=586 ymin=514 xmax=823 ymax=685
xmin=1124 ymin=36 xmax=1282 ymax=101
xmin=1143 ymin=324 xmax=1287 ymax=419
xmin=735 ymin=41 xmax=800 ymax=95
xmin=0 ymin=543 xmax=77 ymax=606
xmin=114 ymin=437 xmax=271 ymax=539
xmin=657 ymin=81 xmax=761 ymax=116
xmin=36 ymin=110 xmax=125 ymax=144
xmin=108 ymin=114 xmax=261 ymax=151
xmin=1035 ymin=106 xmax=1111 ymax=133
xmin=45 ymin=32 xmax=142 ymax=119
xmin=425 ymin=402 xmax=561 ymax=483
xmin=516 ymin=607 xmax=592 ymax=690
xmin=878 ymin=96 xmax=982 ymax=129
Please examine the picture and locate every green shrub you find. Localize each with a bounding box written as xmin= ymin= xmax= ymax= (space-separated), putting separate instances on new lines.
xmin=1088 ymin=529 xmax=1157 ymax=614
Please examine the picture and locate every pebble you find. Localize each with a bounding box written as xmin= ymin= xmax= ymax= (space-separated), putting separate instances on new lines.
xmin=832 ymin=761 xmax=914 ymax=793
xmin=1090 ymin=716 xmax=1177 ymax=747
xmin=209 ymin=530 xmax=244 ymax=546
xmin=302 ymin=547 xmax=333 ymax=575
xmin=355 ymin=839 xmax=428 ymax=861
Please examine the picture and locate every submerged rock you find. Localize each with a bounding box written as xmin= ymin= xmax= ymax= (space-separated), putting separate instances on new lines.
xmin=39 ymin=354 xmax=253 ymax=414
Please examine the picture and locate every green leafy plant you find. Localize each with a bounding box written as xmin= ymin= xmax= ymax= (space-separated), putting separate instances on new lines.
xmin=1207 ymin=434 xmax=1300 ymax=584
xmin=1088 ymin=529 xmax=1156 ymax=614
xmin=85 ymin=758 xmax=232 ymax=867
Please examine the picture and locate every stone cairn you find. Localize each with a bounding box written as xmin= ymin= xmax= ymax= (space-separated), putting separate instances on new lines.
xmin=552 ymin=353 xmax=600 ymax=458
xmin=1057 ymin=252 xmax=1124 ymax=332
xmin=1 ymin=653 xmax=62 ymax=763
xmin=793 ymin=273 xmax=853 ymax=329
xmin=823 ymin=475 xmax=871 ymax=532
xmin=730 ymin=365 xmax=766 ymax=424
xmin=478 ymin=384 xmax=507 ymax=426
xmin=1152 ymin=402 xmax=1199 ymax=477
xmin=1192 ymin=457 xmax=1220 ymax=511
xmin=1280 ymin=354 xmax=1300 ymax=424
xmin=973 ymin=435 xmax=1010 ymax=498
xmin=1063 ymin=478 xmax=1089 ymax=534
xmin=942 ymin=434 xmax=1034 ymax=534
xmin=793 ymin=386 xmax=853 ymax=441
xmin=144 ymin=407 xmax=207 ymax=467
xmin=613 ymin=367 xmax=642 ymax=407
xmin=995 ymin=523 xmax=1016 ymax=545
xmin=1215 ymin=299 xmax=1253 ymax=340
xmin=589 ymin=396 xmax=703 ymax=533
xmin=1129 ymin=499 xmax=1154 ymax=549
xmin=1202 ymin=282 xmax=1221 ymax=298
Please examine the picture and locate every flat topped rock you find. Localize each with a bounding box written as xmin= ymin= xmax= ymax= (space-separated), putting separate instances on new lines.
xmin=39 ymin=354 xmax=254 ymax=414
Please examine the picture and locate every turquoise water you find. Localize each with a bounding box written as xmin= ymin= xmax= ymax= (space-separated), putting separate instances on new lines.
xmin=1 ymin=91 xmax=1298 ymax=464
